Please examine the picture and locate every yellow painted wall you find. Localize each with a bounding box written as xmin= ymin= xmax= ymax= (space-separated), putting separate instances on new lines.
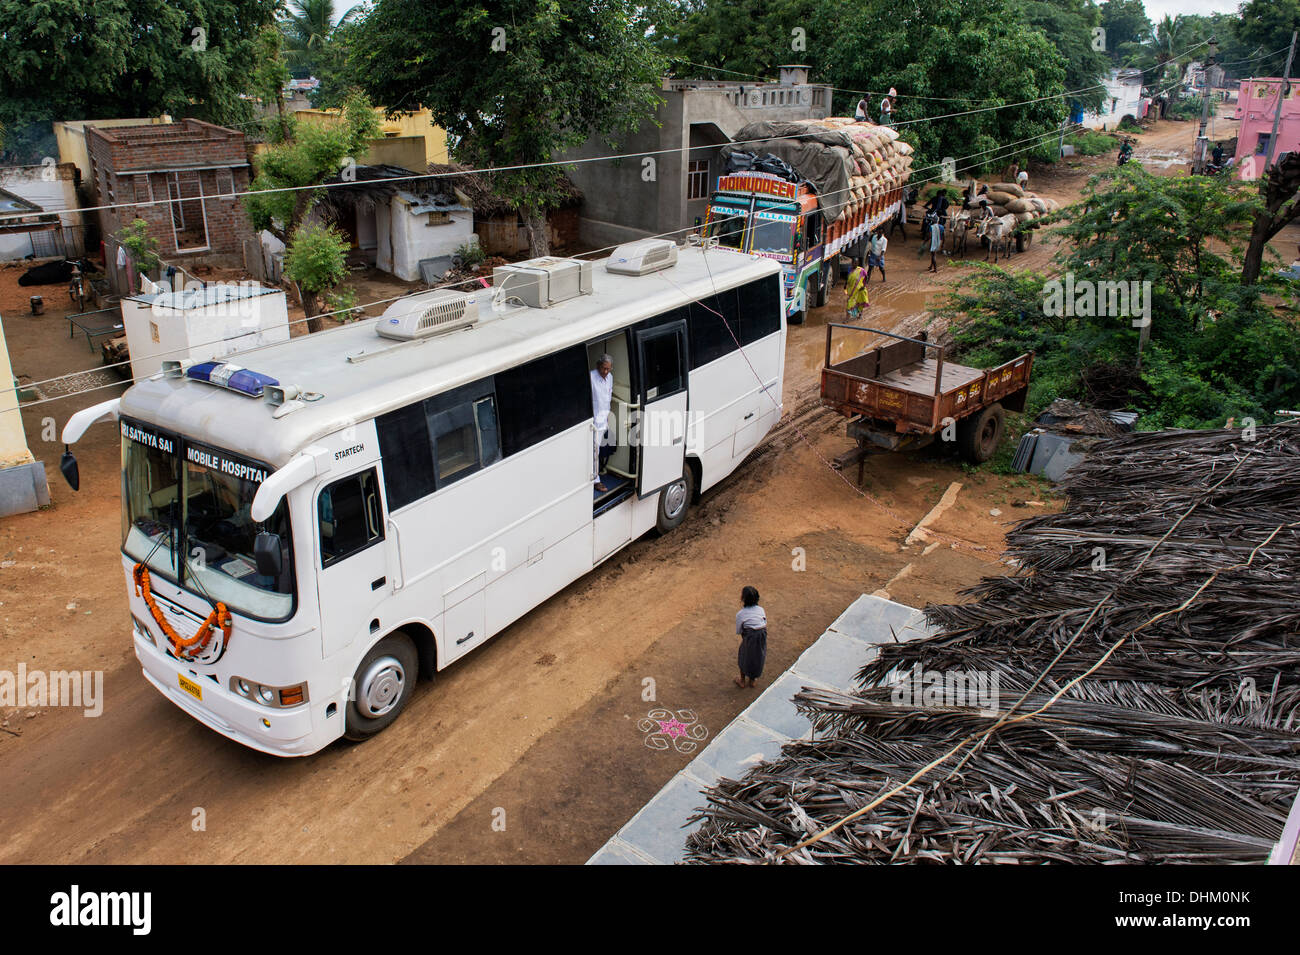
xmin=0 ymin=315 xmax=34 ymax=469
xmin=294 ymin=107 xmax=449 ymax=167
xmin=360 ymin=136 xmax=428 ymax=172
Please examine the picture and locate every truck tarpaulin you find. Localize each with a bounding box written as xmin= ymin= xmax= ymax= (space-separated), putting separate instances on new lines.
xmin=720 ymin=122 xmax=856 ymax=223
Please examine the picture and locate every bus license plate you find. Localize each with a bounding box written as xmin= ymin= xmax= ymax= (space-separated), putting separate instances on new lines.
xmin=178 ymin=674 xmax=203 ymax=701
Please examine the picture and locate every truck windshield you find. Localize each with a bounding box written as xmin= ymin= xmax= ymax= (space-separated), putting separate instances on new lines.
xmin=750 ymin=215 xmax=795 ymax=257
xmin=705 ymin=205 xmax=747 ymax=249
xmin=121 ymin=420 xmax=294 ymax=621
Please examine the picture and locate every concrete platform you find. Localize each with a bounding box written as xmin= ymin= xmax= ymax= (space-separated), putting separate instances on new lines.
xmin=587 ymin=593 xmax=936 ymax=865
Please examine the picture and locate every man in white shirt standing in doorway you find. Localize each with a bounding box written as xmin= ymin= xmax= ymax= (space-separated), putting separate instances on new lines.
xmin=591 ymin=354 xmax=615 ymax=492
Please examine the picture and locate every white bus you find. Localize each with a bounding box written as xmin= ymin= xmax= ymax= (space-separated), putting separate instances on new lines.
xmin=61 ymin=240 xmax=785 ymax=756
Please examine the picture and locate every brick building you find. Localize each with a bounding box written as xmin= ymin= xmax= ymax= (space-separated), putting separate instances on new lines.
xmin=86 ymin=119 xmax=253 ymax=267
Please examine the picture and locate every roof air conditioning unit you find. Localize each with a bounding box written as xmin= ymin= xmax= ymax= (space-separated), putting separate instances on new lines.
xmin=605 ymin=239 xmax=679 ymax=276
xmin=376 ymin=289 xmax=479 ymax=340
xmin=492 ymin=256 xmax=593 ymax=308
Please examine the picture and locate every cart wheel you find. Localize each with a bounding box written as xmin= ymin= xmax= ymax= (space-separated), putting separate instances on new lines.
xmin=1016 ymin=230 xmax=1033 ymax=253
xmin=959 ymin=404 xmax=1005 ymax=464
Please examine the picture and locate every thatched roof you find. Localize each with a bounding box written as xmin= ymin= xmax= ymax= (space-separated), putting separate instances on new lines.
xmin=315 ymin=164 xmax=454 ymax=218
xmin=426 ymin=162 xmax=583 ymax=218
xmin=687 ymin=424 xmax=1300 ymax=864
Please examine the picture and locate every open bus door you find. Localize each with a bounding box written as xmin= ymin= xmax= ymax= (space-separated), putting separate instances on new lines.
xmin=631 ymin=320 xmax=688 ymax=498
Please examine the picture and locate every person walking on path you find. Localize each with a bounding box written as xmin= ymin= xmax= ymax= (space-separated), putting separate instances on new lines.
xmin=845 ymin=261 xmax=871 ymax=319
xmin=866 ymin=228 xmax=888 ymax=283
xmin=734 ymin=586 xmax=767 ymax=688
xmin=926 ymin=214 xmax=944 ymax=273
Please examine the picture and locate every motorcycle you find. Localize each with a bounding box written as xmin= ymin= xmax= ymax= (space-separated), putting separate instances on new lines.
xmin=1116 ymin=139 xmax=1135 ymax=166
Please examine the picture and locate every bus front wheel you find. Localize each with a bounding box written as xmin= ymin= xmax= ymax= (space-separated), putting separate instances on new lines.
xmin=344 ymin=632 xmax=418 ymax=741
xmin=655 ymin=465 xmax=696 ymax=535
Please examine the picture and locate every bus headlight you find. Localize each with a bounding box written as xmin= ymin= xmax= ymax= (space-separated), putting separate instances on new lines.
xmin=230 ymin=676 xmax=309 ymax=708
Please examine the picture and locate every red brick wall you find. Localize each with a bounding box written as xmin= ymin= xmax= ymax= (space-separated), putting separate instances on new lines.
xmin=87 ymin=121 xmax=253 ymax=266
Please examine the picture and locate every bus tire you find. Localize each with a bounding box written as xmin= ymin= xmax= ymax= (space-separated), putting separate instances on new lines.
xmin=959 ymin=403 xmax=1005 ymax=464
xmin=344 ymin=632 xmax=418 ymax=742
xmin=655 ymin=465 xmax=695 ymax=535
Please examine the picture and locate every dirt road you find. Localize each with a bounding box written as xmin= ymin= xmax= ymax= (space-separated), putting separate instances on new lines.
xmin=0 ymin=114 xmax=1259 ymax=864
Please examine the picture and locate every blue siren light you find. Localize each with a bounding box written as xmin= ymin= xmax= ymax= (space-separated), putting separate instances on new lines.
xmin=186 ymin=361 xmax=280 ymax=398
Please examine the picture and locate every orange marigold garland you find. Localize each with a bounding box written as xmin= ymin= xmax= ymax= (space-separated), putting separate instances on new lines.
xmin=133 ymin=563 xmax=232 ymax=660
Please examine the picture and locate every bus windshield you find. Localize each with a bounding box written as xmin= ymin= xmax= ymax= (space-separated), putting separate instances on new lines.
xmin=121 ymin=420 xmax=294 ymax=620
xmin=705 ymin=204 xmax=748 ymax=249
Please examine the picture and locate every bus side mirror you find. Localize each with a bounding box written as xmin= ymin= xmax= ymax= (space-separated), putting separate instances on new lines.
xmin=254 ymin=532 xmax=283 ymax=578
xmin=60 ymin=447 xmax=80 ymax=491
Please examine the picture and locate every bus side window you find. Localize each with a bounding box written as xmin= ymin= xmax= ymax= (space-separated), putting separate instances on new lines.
xmin=736 ymin=274 xmax=782 ymax=343
xmin=429 ymin=394 xmax=501 ymax=487
xmin=319 ymin=468 xmax=385 ymax=567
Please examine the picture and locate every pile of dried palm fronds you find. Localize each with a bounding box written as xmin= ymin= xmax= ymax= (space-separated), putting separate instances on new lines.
xmin=686 ymin=424 xmax=1300 ymax=864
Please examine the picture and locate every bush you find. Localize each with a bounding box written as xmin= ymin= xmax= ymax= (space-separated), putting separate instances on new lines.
xmin=115 ymin=219 xmax=161 ymax=274
xmin=455 ymin=241 xmax=485 ymax=268
xmin=1065 ymin=130 xmax=1117 ymax=156
xmin=936 ymin=168 xmax=1296 ymax=430
xmin=1167 ymin=95 xmax=1206 ymax=121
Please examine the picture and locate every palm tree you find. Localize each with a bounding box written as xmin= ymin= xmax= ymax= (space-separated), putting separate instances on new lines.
xmin=280 ymin=0 xmax=360 ymax=75
xmin=1148 ymin=15 xmax=1187 ymax=87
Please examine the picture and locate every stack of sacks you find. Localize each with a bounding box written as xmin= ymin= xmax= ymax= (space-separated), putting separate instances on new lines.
xmin=791 ymin=117 xmax=914 ymax=223
xmin=973 ymin=180 xmax=1061 ymax=224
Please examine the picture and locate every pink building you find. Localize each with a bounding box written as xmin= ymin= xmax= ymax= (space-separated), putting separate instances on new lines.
xmin=1233 ymin=77 xmax=1299 ymax=180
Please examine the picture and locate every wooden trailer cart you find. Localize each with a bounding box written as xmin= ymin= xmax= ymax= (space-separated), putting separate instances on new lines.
xmin=820 ymin=324 xmax=1033 ymax=478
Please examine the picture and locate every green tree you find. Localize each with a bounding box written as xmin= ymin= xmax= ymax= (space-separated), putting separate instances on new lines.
xmin=1014 ymin=0 xmax=1109 ymax=113
xmin=252 ymin=25 xmax=293 ymax=142
xmin=280 ymin=0 xmax=361 ymax=73
xmin=351 ymin=0 xmax=667 ymax=256
xmin=813 ymin=0 xmax=1069 ymax=174
xmin=283 ymin=222 xmax=352 ymax=333
xmin=1053 ymin=165 xmax=1258 ymax=308
xmin=1098 ymin=0 xmax=1150 ymax=63
xmin=651 ymin=0 xmax=818 ymax=81
xmin=1236 ymin=0 xmax=1300 ymax=65
xmin=1242 ymin=153 xmax=1300 ymax=285
xmin=0 ymin=0 xmax=279 ymax=162
xmin=244 ymin=91 xmax=381 ymax=241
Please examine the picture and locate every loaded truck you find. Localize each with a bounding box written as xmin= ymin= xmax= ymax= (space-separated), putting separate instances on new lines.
xmin=701 ymin=118 xmax=914 ymax=323
xmin=821 ymin=325 xmax=1033 ymax=478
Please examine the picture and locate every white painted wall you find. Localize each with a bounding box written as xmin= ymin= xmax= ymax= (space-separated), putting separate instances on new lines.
xmin=1083 ymin=71 xmax=1144 ymax=131
xmin=387 ymin=195 xmax=475 ymax=281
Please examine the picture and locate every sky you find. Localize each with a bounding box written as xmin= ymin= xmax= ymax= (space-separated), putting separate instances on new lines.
xmin=1142 ymin=0 xmax=1241 ymax=20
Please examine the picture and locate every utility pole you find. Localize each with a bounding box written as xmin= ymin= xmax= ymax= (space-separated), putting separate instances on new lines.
xmin=1193 ymin=37 xmax=1218 ymax=174
xmin=1262 ymin=31 xmax=1297 ymax=173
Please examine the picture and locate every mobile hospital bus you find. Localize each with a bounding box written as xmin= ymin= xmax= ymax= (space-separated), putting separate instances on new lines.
xmin=61 ymin=240 xmax=785 ymax=756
